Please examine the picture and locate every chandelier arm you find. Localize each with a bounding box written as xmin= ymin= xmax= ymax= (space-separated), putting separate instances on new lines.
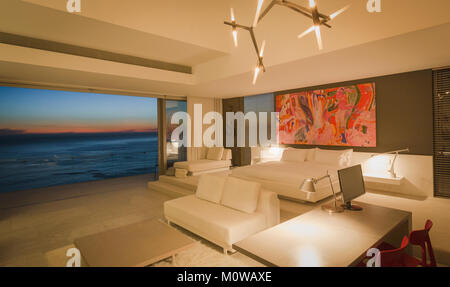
xmin=318 ymin=12 xmax=331 ymax=21
xmin=282 ymin=1 xmax=312 ymax=17
xmin=257 ymin=0 xmax=278 ymax=25
xmin=224 ymin=21 xmax=264 ymax=71
xmin=284 ymin=5 xmax=313 ymax=19
xmin=282 ymin=1 xmax=332 ymax=28
xmin=249 ymin=28 xmax=262 ymax=62
xmin=320 ymin=18 xmax=333 ymax=28
xmin=224 ymin=22 xmax=252 ymax=31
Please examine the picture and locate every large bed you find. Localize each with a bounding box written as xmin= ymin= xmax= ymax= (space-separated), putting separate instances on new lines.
xmin=231 ymin=148 xmax=353 ymax=203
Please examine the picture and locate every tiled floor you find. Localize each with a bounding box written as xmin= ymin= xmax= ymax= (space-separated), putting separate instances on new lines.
xmin=0 ymin=174 xmax=303 ymax=267
xmin=0 ymin=175 xmax=173 ymax=266
xmin=2 ymin=174 xmax=449 ymax=266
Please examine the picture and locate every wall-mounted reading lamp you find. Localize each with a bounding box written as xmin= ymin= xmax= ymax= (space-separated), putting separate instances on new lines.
xmin=300 ymin=171 xmax=344 ymax=214
xmin=371 ymin=148 xmax=410 ymax=179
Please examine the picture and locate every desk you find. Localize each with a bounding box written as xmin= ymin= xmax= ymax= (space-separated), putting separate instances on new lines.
xmin=234 ymin=202 xmax=411 ymax=267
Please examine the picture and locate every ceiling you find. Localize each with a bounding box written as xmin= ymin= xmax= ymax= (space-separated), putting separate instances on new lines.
xmin=0 ymin=0 xmax=449 ymax=98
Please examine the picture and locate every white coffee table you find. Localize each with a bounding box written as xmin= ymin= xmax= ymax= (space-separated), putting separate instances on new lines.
xmin=74 ymin=219 xmax=196 ymax=267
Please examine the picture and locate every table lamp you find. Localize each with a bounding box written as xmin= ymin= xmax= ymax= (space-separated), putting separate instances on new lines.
xmin=300 ymin=171 xmax=344 ymax=214
xmin=371 ymin=148 xmax=409 ymax=178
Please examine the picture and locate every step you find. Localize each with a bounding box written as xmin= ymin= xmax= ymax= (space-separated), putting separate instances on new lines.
xmin=147 ymin=181 xmax=194 ymax=198
xmin=158 ymin=175 xmax=198 ymax=192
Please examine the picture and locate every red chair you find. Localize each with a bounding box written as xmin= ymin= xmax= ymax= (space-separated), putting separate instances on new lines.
xmin=379 ymin=236 xmax=411 ymax=267
xmin=357 ymin=236 xmax=410 ymax=267
xmin=409 ymin=220 xmax=436 ymax=267
xmin=360 ymin=220 xmax=436 ymax=267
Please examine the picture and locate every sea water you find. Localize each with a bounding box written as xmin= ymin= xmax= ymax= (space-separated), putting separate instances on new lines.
xmin=0 ymin=132 xmax=158 ymax=193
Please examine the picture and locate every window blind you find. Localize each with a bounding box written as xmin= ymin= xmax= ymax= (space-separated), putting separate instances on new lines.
xmin=433 ymin=68 xmax=450 ymax=197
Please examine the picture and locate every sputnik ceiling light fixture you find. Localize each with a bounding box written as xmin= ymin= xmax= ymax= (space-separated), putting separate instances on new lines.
xmin=298 ymin=0 xmax=350 ymax=50
xmin=224 ymin=0 xmax=350 ymax=85
xmin=224 ymin=2 xmax=267 ymax=85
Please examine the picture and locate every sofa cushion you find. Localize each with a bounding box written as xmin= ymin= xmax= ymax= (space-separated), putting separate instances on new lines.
xmin=207 ymin=147 xmax=224 ymax=161
xmin=164 ymin=195 xmax=266 ymax=247
xmin=222 ymin=149 xmax=232 ymax=160
xmin=257 ymin=190 xmax=280 ymax=228
xmin=196 ymin=174 xmax=226 ymax=204
xmin=221 ymin=177 xmax=261 ymax=214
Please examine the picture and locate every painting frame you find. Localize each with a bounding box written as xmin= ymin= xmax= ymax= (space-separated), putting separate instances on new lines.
xmin=276 ymin=82 xmax=376 ymax=147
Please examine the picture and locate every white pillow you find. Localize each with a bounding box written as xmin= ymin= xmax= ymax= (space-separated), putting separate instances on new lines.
xmin=222 ymin=149 xmax=232 ymax=160
xmin=281 ymin=149 xmax=307 ymax=163
xmin=314 ymin=149 xmax=353 ymax=167
xmin=221 ymin=177 xmax=261 ymax=214
xmin=196 ymin=174 xmax=226 ymax=204
xmin=306 ymin=148 xmax=318 ymax=162
xmin=206 ymin=147 xmax=224 ymax=161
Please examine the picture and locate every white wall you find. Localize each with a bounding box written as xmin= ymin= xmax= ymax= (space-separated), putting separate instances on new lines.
xmin=352 ymin=152 xmax=434 ymax=198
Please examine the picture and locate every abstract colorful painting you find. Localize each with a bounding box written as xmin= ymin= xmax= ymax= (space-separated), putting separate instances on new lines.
xmin=276 ymin=83 xmax=376 ymax=147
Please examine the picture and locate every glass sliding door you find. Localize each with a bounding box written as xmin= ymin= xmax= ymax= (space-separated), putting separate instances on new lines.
xmin=166 ymin=100 xmax=187 ymax=168
xmin=0 ymin=86 xmax=159 ymax=193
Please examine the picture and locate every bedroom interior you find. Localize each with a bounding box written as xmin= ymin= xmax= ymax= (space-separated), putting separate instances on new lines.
xmin=0 ymin=0 xmax=450 ymax=271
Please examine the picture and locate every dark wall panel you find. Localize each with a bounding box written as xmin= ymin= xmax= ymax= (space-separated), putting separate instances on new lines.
xmin=223 ymin=97 xmax=251 ymax=166
xmin=274 ymin=70 xmax=433 ymax=155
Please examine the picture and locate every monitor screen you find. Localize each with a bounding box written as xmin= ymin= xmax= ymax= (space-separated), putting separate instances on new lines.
xmin=338 ymin=164 xmax=366 ymax=204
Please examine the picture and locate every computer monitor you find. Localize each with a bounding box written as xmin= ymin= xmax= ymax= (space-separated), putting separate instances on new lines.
xmin=338 ymin=164 xmax=366 ymax=211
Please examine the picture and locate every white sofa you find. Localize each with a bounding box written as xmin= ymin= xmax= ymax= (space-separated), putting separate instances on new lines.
xmin=164 ymin=174 xmax=280 ymax=254
xmin=174 ymin=147 xmax=232 ymax=176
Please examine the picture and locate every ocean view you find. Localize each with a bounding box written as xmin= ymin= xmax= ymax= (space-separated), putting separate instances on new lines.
xmin=0 ymin=132 xmax=159 ymax=193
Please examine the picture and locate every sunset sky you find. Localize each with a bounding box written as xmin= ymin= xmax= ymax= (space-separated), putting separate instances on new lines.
xmin=0 ymin=86 xmax=158 ymax=134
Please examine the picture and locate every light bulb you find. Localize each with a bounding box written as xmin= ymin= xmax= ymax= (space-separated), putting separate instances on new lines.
xmin=232 ymin=29 xmax=238 ymax=47
xmin=253 ymin=66 xmax=261 ymax=85
xmin=253 ymin=0 xmax=265 ymax=27
xmin=259 ymin=40 xmax=266 ymax=57
xmin=314 ymin=25 xmax=323 ymax=50
xmin=330 ymin=5 xmax=350 ymax=19
xmin=298 ymin=25 xmax=315 ymax=39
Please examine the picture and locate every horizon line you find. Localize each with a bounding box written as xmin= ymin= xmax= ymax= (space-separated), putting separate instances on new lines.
xmin=0 ymin=129 xmax=159 ymax=136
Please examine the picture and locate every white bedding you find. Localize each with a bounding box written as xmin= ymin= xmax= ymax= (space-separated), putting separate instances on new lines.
xmin=174 ymin=159 xmax=231 ymax=173
xmin=231 ymin=161 xmax=340 ymax=203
